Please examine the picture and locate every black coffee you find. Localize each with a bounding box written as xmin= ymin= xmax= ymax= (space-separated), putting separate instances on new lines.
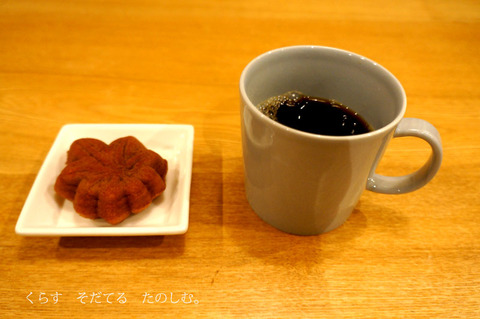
xmin=257 ymin=91 xmax=373 ymax=136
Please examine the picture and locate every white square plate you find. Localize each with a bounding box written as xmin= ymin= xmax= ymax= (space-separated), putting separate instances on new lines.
xmin=15 ymin=124 xmax=194 ymax=236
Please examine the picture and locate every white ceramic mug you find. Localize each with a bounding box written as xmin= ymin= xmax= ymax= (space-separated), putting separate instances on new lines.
xmin=240 ymin=46 xmax=442 ymax=235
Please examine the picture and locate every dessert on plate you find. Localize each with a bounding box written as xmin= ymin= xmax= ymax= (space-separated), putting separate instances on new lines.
xmin=54 ymin=136 xmax=168 ymax=224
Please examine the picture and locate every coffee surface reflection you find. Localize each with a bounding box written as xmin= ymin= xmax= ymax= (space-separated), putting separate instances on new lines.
xmin=257 ymin=91 xmax=373 ymax=136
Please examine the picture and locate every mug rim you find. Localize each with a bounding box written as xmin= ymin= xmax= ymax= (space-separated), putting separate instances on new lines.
xmin=240 ymin=45 xmax=407 ymax=141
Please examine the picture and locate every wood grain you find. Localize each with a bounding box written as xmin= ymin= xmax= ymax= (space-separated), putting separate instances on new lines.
xmin=1 ymin=0 xmax=479 ymax=317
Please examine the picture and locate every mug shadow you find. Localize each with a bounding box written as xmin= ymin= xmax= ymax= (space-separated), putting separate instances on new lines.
xmin=227 ymin=207 xmax=368 ymax=268
xmin=354 ymin=198 xmax=410 ymax=236
xmin=223 ymin=158 xmax=409 ymax=270
xmin=222 ymin=156 xmax=368 ymax=270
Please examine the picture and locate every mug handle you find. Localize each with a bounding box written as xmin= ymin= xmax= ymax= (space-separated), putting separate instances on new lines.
xmin=366 ymin=118 xmax=443 ymax=194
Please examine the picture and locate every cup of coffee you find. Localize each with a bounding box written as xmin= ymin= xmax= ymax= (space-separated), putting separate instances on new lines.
xmin=240 ymin=45 xmax=442 ymax=235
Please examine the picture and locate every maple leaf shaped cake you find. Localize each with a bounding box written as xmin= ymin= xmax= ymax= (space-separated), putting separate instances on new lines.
xmin=54 ymin=136 xmax=168 ymax=225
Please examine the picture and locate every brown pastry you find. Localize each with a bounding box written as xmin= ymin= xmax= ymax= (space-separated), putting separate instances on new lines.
xmin=54 ymin=136 xmax=168 ymax=224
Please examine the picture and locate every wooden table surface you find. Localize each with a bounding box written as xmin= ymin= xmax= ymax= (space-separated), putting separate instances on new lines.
xmin=1 ymin=0 xmax=479 ymax=318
